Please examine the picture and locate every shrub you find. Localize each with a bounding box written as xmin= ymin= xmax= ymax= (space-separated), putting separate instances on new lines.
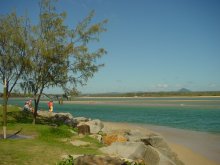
xmin=58 ymin=155 xmax=74 ymax=165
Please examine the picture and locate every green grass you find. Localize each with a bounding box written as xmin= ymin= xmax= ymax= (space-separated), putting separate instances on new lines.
xmin=0 ymin=105 xmax=104 ymax=165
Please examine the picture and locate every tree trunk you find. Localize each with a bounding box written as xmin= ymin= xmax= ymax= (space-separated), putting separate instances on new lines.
xmin=32 ymin=99 xmax=38 ymax=125
xmin=3 ymin=78 xmax=7 ymax=139
xmin=32 ymin=94 xmax=41 ymax=125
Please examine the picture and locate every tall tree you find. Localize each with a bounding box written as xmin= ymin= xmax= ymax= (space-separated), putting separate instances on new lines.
xmin=22 ymin=0 xmax=107 ymax=124
xmin=0 ymin=13 xmax=31 ymax=138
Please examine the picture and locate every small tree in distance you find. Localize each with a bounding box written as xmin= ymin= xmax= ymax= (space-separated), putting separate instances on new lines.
xmin=21 ymin=0 xmax=107 ymax=124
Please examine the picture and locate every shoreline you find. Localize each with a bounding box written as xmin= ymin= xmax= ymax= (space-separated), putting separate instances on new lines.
xmin=53 ymin=99 xmax=220 ymax=108
xmin=140 ymin=124 xmax=220 ymax=164
xmin=79 ymin=96 xmax=220 ymax=98
xmin=103 ymin=121 xmax=220 ymax=165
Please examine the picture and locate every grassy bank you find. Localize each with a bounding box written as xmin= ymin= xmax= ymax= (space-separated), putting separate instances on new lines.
xmin=0 ymin=105 xmax=103 ymax=165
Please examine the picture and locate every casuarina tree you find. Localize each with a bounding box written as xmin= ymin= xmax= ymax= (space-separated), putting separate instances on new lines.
xmin=21 ymin=0 xmax=107 ymax=124
xmin=0 ymin=13 xmax=31 ymax=138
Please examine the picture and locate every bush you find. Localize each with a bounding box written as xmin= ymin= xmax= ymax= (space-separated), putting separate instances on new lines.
xmin=38 ymin=125 xmax=72 ymax=141
xmin=58 ymin=155 xmax=74 ymax=165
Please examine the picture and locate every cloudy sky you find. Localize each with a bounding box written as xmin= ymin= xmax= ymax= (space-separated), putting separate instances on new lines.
xmin=1 ymin=0 xmax=220 ymax=93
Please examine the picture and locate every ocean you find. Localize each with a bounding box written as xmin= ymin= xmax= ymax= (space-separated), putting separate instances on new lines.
xmin=3 ymin=97 xmax=220 ymax=134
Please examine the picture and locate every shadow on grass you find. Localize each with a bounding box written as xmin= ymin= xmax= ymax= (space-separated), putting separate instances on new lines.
xmin=8 ymin=111 xmax=33 ymax=124
xmin=7 ymin=110 xmax=59 ymax=125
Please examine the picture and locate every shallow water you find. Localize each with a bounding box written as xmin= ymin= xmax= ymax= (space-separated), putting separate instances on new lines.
xmin=3 ymin=97 xmax=220 ymax=134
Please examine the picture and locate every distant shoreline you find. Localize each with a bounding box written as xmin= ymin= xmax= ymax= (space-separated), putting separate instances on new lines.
xmin=51 ymin=96 xmax=220 ymax=108
xmin=3 ymin=95 xmax=220 ymax=100
xmin=78 ymin=96 xmax=220 ymax=98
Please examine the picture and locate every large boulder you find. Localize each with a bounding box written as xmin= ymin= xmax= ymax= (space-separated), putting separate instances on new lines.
xmin=77 ymin=124 xmax=90 ymax=135
xmin=74 ymin=155 xmax=124 ymax=165
xmin=38 ymin=111 xmax=55 ymax=118
xmin=103 ymin=134 xmax=127 ymax=145
xmin=125 ymin=129 xmax=149 ymax=142
xmin=74 ymin=117 xmax=90 ymax=124
xmin=141 ymin=135 xmax=184 ymax=165
xmin=38 ymin=111 xmax=74 ymax=120
xmin=79 ymin=119 xmax=104 ymax=134
xmin=38 ymin=111 xmax=77 ymax=127
xmin=64 ymin=118 xmax=77 ymax=128
xmin=54 ymin=112 xmax=74 ymax=120
xmin=144 ymin=145 xmax=160 ymax=165
xmin=100 ymin=141 xmax=160 ymax=165
xmin=141 ymin=135 xmax=169 ymax=149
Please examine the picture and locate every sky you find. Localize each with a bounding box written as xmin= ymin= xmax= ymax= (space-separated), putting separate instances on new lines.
xmin=1 ymin=0 xmax=220 ymax=93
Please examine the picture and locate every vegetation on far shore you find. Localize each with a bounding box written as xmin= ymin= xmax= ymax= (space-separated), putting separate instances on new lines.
xmin=80 ymin=91 xmax=220 ymax=97
xmin=1 ymin=91 xmax=220 ymax=99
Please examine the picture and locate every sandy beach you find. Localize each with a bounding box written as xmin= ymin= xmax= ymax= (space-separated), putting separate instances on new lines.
xmin=103 ymin=122 xmax=220 ymax=165
xmin=60 ymin=97 xmax=220 ymax=108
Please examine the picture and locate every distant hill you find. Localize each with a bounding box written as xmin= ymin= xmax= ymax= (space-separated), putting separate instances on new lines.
xmin=178 ymin=88 xmax=191 ymax=92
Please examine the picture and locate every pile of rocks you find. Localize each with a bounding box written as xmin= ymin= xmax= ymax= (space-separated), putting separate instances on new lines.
xmin=38 ymin=111 xmax=104 ymax=133
xmin=101 ymin=130 xmax=184 ymax=165
xmin=38 ymin=111 xmax=184 ymax=165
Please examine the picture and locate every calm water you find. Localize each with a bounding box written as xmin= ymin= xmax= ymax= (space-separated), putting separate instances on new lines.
xmin=2 ymin=97 xmax=220 ymax=134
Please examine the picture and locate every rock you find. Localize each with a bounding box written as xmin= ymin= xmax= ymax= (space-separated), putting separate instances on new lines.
xmin=141 ymin=135 xmax=169 ymax=149
xmin=125 ymin=129 xmax=147 ymax=142
xmin=141 ymin=135 xmax=184 ymax=165
xmin=80 ymin=119 xmax=104 ymax=134
xmin=144 ymin=145 xmax=160 ymax=165
xmin=74 ymin=155 xmax=124 ymax=165
xmin=101 ymin=142 xmax=146 ymax=160
xmin=54 ymin=113 xmax=71 ymax=122
xmin=158 ymin=153 xmax=176 ymax=165
xmin=77 ymin=124 xmax=90 ymax=135
xmin=103 ymin=134 xmax=127 ymax=145
xmin=74 ymin=117 xmax=89 ymax=124
xmin=38 ymin=111 xmax=55 ymax=118
xmin=100 ymin=142 xmax=163 ymax=165
xmin=89 ymin=134 xmax=102 ymax=143
xmin=38 ymin=111 xmax=77 ymax=128
xmin=70 ymin=140 xmax=90 ymax=146
xmin=61 ymin=154 xmax=83 ymax=160
xmin=64 ymin=118 xmax=77 ymax=128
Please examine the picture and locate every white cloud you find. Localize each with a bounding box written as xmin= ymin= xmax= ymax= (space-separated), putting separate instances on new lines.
xmin=156 ymin=83 xmax=169 ymax=88
xmin=209 ymin=83 xmax=217 ymax=87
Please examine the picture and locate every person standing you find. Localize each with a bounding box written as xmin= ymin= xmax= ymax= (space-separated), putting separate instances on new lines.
xmin=48 ymin=100 xmax=53 ymax=112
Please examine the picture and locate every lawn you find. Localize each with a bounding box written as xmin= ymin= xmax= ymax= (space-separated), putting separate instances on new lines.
xmin=0 ymin=105 xmax=103 ymax=165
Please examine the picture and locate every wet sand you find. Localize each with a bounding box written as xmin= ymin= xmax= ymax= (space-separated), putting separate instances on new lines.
xmin=103 ymin=122 xmax=220 ymax=165
xmin=143 ymin=124 xmax=220 ymax=165
xmin=61 ymin=97 xmax=220 ymax=108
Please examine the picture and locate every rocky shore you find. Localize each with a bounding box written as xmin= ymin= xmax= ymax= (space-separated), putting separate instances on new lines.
xmin=37 ymin=111 xmax=219 ymax=165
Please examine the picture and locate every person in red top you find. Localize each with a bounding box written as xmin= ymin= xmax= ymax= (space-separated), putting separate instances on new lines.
xmin=48 ymin=100 xmax=53 ymax=112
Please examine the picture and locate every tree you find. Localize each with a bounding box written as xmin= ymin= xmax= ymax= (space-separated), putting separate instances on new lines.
xmin=21 ymin=0 xmax=107 ymax=124
xmin=0 ymin=13 xmax=31 ymax=138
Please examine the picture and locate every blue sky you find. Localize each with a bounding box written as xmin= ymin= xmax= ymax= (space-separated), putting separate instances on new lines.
xmin=1 ymin=0 xmax=220 ymax=93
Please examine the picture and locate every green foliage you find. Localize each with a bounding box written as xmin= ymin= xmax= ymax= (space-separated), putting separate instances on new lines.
xmin=72 ymin=127 xmax=78 ymax=133
xmin=11 ymin=0 xmax=108 ymax=124
xmin=0 ymin=12 xmax=31 ymax=97
xmin=122 ymin=161 xmax=145 ymax=165
xmin=58 ymin=155 xmax=74 ymax=165
xmin=38 ymin=125 xmax=73 ymax=141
